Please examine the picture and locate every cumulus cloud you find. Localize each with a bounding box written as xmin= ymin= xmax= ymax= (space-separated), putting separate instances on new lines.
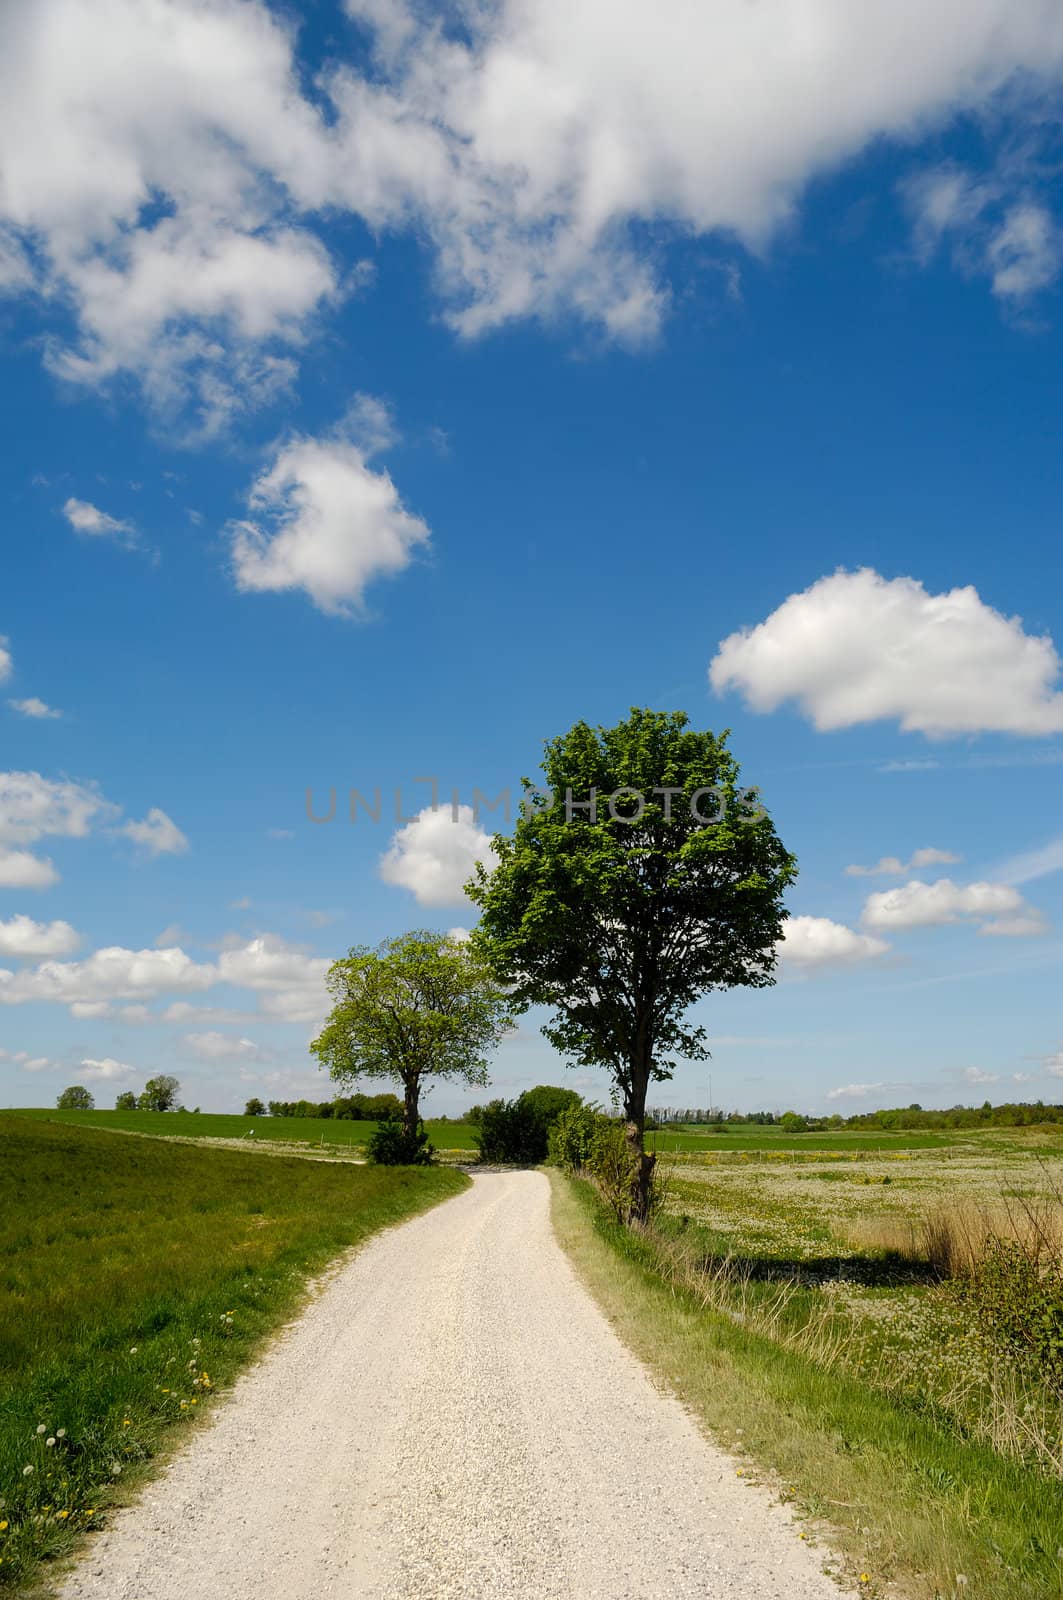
xmin=977 ymin=911 xmax=1051 ymax=937
xmin=119 ymin=807 xmax=190 ymax=857
xmin=0 ymin=915 xmax=80 ymax=958
xmin=846 ymin=847 xmax=960 ymax=878
xmin=861 ymin=877 xmax=1039 ymax=931
xmin=3 ymin=0 xmax=1063 ymax=419
xmin=709 ymin=568 xmax=1063 ymax=737
xmin=8 ymin=697 xmax=62 ymax=720
xmin=0 ymin=848 xmax=59 ymax=890
xmin=826 ymin=1080 xmax=907 ymax=1101
xmin=80 ymin=1056 xmax=136 ymax=1082
xmin=961 ymin=1066 xmax=1001 ymax=1084
xmin=0 ymin=636 xmax=11 ymax=681
xmin=0 ymin=770 xmax=115 ymax=846
xmin=0 ymin=945 xmax=216 ymax=1006
xmin=777 ymin=915 xmax=889 ymax=969
xmin=216 ymin=935 xmax=330 ymax=1026
xmin=62 ymin=497 xmax=137 ymax=546
xmin=380 ymin=804 xmax=498 ymax=906
xmin=184 ymin=1031 xmax=262 ymax=1061
xmin=229 ymin=416 xmax=429 ymax=616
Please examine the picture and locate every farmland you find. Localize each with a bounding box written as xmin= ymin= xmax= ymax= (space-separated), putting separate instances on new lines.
xmin=5 ymin=1106 xmax=481 ymax=1153
xmin=554 ymin=1125 xmax=1063 ymax=1600
xmin=0 ymin=1116 xmax=467 ymax=1590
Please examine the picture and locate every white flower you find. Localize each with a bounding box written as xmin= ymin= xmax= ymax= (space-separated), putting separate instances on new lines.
xmin=46 ymin=1437 xmax=56 ymax=1447
xmin=22 ymin=1465 xmax=33 ymax=1476
xmin=35 ymin=1424 xmax=46 ymax=1435
xmin=56 ymin=1428 xmax=66 ymax=1439
xmin=129 ymin=1347 xmax=138 ymax=1356
xmin=110 ymin=1463 xmax=122 ymax=1477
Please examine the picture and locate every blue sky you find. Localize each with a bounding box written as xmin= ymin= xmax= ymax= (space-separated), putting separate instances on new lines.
xmin=2 ymin=0 xmax=1063 ymax=1115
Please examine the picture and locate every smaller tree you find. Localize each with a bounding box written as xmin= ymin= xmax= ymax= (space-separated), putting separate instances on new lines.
xmin=138 ymin=1074 xmax=181 ymax=1112
xmin=244 ymin=1097 xmax=265 ymax=1117
xmin=57 ymin=1085 xmax=94 ymax=1110
xmin=311 ymin=930 xmax=512 ymax=1140
xmin=115 ymin=1091 xmax=137 ymax=1111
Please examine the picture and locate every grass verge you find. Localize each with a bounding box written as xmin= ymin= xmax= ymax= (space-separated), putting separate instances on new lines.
xmin=549 ymin=1169 xmax=1063 ymax=1600
xmin=0 ymin=1115 xmax=467 ymax=1592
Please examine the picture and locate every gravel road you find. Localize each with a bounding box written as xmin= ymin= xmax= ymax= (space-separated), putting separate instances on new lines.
xmin=58 ymin=1173 xmax=846 ymax=1599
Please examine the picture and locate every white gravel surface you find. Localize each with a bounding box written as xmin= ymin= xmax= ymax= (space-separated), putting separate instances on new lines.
xmin=57 ymin=1172 xmax=847 ymax=1599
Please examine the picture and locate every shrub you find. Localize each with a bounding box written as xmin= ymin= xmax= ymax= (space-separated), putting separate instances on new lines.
xmin=474 ymin=1098 xmax=544 ymax=1163
xmin=964 ymin=1236 xmax=1063 ymax=1392
xmin=115 ymin=1091 xmax=137 ymax=1111
xmin=367 ymin=1117 xmax=434 ymax=1166
xmin=548 ymin=1102 xmax=602 ymax=1171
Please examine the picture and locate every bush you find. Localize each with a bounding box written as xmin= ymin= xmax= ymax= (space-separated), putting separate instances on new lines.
xmin=548 ymin=1102 xmax=602 ymax=1171
xmin=115 ymin=1091 xmax=137 ymax=1111
xmin=474 ymin=1086 xmax=583 ymax=1163
xmin=964 ymin=1236 xmax=1063 ymax=1391
xmin=367 ymin=1117 xmax=434 ymax=1166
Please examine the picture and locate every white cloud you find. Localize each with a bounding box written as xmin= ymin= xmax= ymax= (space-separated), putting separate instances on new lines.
xmin=62 ymin=497 xmax=137 ymax=546
xmin=0 ymin=770 xmax=115 ymax=846
xmin=778 ymin=915 xmax=889 ymax=969
xmin=0 ymin=944 xmax=216 ymax=1006
xmin=3 ymin=0 xmax=1063 ymax=418
xmin=710 ymin=568 xmax=1063 ymax=737
xmin=380 ymin=804 xmax=498 ymax=907
xmin=826 ymin=1080 xmax=905 ymax=1101
xmin=961 ymin=1066 xmax=1001 ymax=1085
xmin=0 ymin=915 xmax=80 ymax=958
xmin=846 ymin=847 xmax=960 ymax=878
xmin=184 ymin=1031 xmax=262 ymax=1061
xmin=333 ymin=0 xmax=1063 ymax=338
xmin=1044 ymin=1053 xmax=1063 ymax=1078
xmin=0 ymin=636 xmax=11 ymax=681
xmin=977 ymin=911 xmax=1050 ymax=937
xmin=992 ymin=835 xmax=1063 ymax=886
xmin=80 ymin=1056 xmax=136 ymax=1082
xmin=0 ymin=848 xmax=59 ymax=890
xmin=119 ymin=807 xmax=189 ymax=857
xmin=229 ymin=420 xmax=430 ymax=616
xmin=905 ymin=167 xmax=1062 ymax=303
xmin=8 ymin=697 xmax=63 ymax=720
xmin=862 ymin=877 xmax=1031 ymax=930
xmin=0 ymin=0 xmax=340 ymax=431
xmin=216 ymin=935 xmax=330 ymax=1026
xmin=154 ymin=924 xmax=188 ymax=949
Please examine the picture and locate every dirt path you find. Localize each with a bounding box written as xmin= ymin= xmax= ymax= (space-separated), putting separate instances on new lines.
xmin=58 ymin=1173 xmax=846 ymax=1599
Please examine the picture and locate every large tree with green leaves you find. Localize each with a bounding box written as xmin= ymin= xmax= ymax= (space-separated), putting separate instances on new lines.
xmin=311 ymin=930 xmax=512 ymax=1140
xmin=467 ymin=708 xmax=796 ymax=1218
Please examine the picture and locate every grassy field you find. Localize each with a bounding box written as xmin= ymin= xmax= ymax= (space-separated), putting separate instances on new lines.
xmin=649 ymin=1125 xmax=975 ymax=1153
xmin=5 ymin=1107 xmax=480 ymax=1152
xmin=553 ymin=1129 xmax=1063 ymax=1600
xmin=0 ymin=1116 xmax=467 ymax=1591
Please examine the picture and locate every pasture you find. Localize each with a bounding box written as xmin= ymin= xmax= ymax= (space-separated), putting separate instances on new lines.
xmin=557 ymin=1126 xmax=1063 ymax=1598
xmin=6 ymin=1106 xmax=481 ymax=1153
xmin=0 ymin=1116 xmax=467 ymax=1590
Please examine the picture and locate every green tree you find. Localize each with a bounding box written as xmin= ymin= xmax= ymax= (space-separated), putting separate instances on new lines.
xmin=56 ymin=1085 xmax=94 ymax=1110
xmin=468 ymin=708 xmax=796 ymax=1219
xmin=114 ymin=1091 xmax=137 ymax=1110
xmin=138 ymin=1074 xmax=181 ymax=1112
xmin=244 ymin=1097 xmax=266 ymax=1117
xmin=311 ymin=930 xmax=512 ymax=1140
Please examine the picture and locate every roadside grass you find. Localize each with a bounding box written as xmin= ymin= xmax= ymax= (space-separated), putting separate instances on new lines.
xmin=5 ymin=1107 xmax=480 ymax=1153
xmin=551 ymin=1169 xmax=1063 ymax=1600
xmin=0 ymin=1116 xmax=467 ymax=1592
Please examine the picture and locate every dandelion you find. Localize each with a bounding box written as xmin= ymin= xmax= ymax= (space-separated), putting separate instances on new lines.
xmin=122 ymin=1420 xmax=131 ymax=1428
xmin=57 ymin=1510 xmax=69 ymax=1520
xmin=22 ymin=1466 xmax=33 ymax=1477
xmin=0 ymin=1521 xmax=7 ymax=1531
xmin=56 ymin=1428 xmax=66 ymax=1439
xmin=129 ymin=1347 xmax=138 ymax=1356
xmin=860 ymin=1577 xmax=871 ymax=1586
xmin=35 ymin=1424 xmax=47 ymax=1436
xmin=179 ymin=1402 xmax=188 ymax=1410
xmin=110 ymin=1464 xmax=122 ymax=1478
xmin=46 ymin=1438 xmax=56 ymax=1448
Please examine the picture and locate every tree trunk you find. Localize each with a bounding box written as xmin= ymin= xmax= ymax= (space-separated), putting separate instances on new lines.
xmin=624 ymin=1032 xmax=655 ymax=1224
xmin=401 ymin=1073 xmax=419 ymax=1140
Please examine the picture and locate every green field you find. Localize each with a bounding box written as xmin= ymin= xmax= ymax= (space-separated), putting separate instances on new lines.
xmin=0 ymin=1116 xmax=467 ymax=1591
xmin=648 ymin=1124 xmax=958 ymax=1152
xmin=5 ymin=1107 xmax=481 ymax=1152
xmin=554 ymin=1131 xmax=1063 ymax=1599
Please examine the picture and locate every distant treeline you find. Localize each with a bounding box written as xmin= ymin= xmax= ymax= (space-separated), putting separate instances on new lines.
xmin=266 ymin=1094 xmax=405 ymax=1120
xmin=649 ymin=1101 xmax=1063 ymax=1131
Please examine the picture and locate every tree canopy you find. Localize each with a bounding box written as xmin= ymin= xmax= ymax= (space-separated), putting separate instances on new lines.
xmin=138 ymin=1075 xmax=181 ymax=1112
xmin=310 ymin=930 xmax=512 ymax=1143
xmin=467 ymin=708 xmax=796 ymax=1214
xmin=57 ymin=1085 xmax=94 ymax=1110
